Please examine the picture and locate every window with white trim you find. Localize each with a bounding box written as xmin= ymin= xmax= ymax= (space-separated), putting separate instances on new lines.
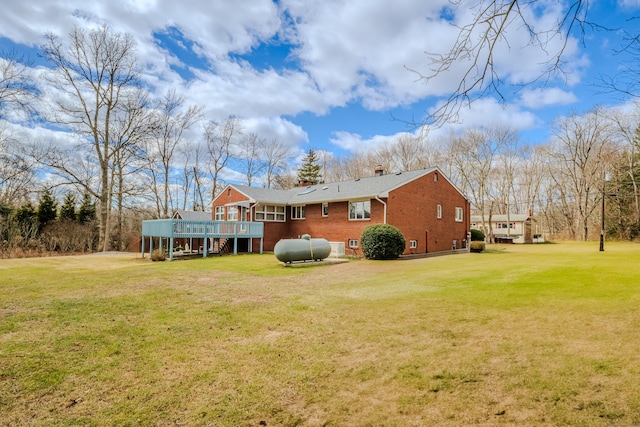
xmin=322 ymin=202 xmax=329 ymax=217
xmin=291 ymin=205 xmax=305 ymax=220
xmin=348 ymin=239 xmax=359 ymax=248
xmin=255 ymin=204 xmax=285 ymax=222
xmin=437 ymin=204 xmax=442 ymax=219
xmin=214 ymin=206 xmax=224 ymax=221
xmin=455 ymin=207 xmax=463 ymax=222
xmin=349 ymin=200 xmax=370 ymax=220
xmin=410 ymin=240 xmax=417 ymax=249
xmin=227 ymin=206 xmax=238 ymax=221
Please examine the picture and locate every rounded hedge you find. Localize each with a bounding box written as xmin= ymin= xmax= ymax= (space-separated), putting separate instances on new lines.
xmin=360 ymin=224 xmax=406 ymax=260
xmin=470 ymin=228 xmax=485 ymax=241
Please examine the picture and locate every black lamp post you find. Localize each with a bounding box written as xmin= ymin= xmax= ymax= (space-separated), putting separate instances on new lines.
xmin=599 ymin=172 xmax=611 ymax=252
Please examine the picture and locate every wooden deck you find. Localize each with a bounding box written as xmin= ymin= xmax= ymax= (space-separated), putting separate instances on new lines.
xmin=141 ymin=219 xmax=264 ymax=260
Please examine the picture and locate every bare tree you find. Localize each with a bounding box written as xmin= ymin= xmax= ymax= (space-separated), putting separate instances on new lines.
xmin=0 ymin=52 xmax=36 ymax=120
xmin=605 ymin=107 xmax=640 ymax=238
xmin=445 ymin=127 xmax=505 ymax=240
xmin=145 ymin=90 xmax=202 ymax=218
xmin=41 ymin=25 xmax=141 ymax=251
xmin=109 ymin=89 xmax=155 ymax=249
xmin=203 ymin=117 xmax=243 ymax=200
xmin=390 ymin=133 xmax=428 ymax=171
xmin=237 ymin=132 xmax=265 ymax=187
xmin=599 ymin=31 xmax=640 ymax=100
xmin=415 ymin=0 xmax=596 ymax=125
xmin=487 ymin=127 xmax=520 ymax=213
xmin=0 ymin=123 xmax=36 ymax=205
xmin=547 ymin=108 xmax=616 ymax=240
xmin=261 ymin=138 xmax=293 ymax=188
xmin=0 ymin=53 xmax=37 ymax=205
xmin=516 ymin=143 xmax=545 ymax=216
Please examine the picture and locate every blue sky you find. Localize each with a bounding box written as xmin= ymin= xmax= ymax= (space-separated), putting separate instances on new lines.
xmin=1 ymin=0 xmax=639 ymax=168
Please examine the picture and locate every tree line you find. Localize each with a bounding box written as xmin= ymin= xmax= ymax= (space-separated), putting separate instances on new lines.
xmin=1 ymin=24 xmax=640 ymax=258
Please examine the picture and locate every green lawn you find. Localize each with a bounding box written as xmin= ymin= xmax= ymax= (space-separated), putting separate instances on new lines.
xmin=1 ymin=242 xmax=639 ymax=426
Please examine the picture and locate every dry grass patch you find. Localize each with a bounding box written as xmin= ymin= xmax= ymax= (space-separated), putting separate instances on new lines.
xmin=1 ymin=243 xmax=640 ymax=426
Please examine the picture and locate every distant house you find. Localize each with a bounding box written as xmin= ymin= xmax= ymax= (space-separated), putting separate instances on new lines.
xmin=211 ymin=167 xmax=471 ymax=256
xmin=470 ymin=213 xmax=539 ymax=244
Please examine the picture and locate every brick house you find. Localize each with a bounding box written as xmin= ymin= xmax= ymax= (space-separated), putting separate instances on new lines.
xmin=211 ymin=167 xmax=470 ymax=256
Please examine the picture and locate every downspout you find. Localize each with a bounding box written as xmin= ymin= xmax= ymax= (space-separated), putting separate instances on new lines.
xmin=250 ymin=202 xmax=256 ymax=253
xmin=375 ymin=196 xmax=387 ymax=224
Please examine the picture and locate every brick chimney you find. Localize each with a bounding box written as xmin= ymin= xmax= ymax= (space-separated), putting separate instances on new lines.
xmin=374 ymin=165 xmax=384 ymax=176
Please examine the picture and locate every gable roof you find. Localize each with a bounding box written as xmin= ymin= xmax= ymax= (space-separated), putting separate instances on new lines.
xmin=219 ymin=167 xmax=466 ymax=206
xmin=173 ymin=209 xmax=211 ymax=221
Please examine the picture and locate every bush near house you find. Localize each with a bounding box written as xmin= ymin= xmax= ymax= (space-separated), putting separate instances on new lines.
xmin=150 ymin=249 xmax=166 ymax=261
xmin=470 ymin=228 xmax=485 ymax=241
xmin=360 ymin=224 xmax=406 ymax=260
xmin=470 ymin=241 xmax=485 ymax=253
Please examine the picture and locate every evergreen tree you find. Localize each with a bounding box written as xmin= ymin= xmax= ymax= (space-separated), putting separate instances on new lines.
xmin=78 ymin=192 xmax=96 ymax=224
xmin=297 ymin=149 xmax=322 ymax=185
xmin=0 ymin=202 xmax=12 ymax=218
xmin=59 ymin=193 xmax=77 ymax=222
xmin=37 ymin=189 xmax=58 ymax=230
xmin=13 ymin=203 xmax=37 ymax=225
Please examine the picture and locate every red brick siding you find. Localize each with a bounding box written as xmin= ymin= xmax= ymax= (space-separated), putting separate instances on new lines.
xmin=386 ymin=171 xmax=469 ymax=253
xmin=286 ymin=200 xmax=385 ymax=255
xmin=212 ymin=173 xmax=470 ymax=254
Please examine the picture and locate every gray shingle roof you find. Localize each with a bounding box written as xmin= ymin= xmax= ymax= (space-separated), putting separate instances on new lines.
xmin=230 ymin=168 xmax=441 ymax=205
xmin=471 ymin=214 xmax=534 ymax=222
xmin=173 ymin=209 xmax=211 ymax=220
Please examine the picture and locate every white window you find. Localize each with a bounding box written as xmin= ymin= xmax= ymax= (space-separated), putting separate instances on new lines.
xmin=455 ymin=207 xmax=463 ymax=222
xmin=322 ymin=202 xmax=329 ymax=217
xmin=434 ymin=172 xmax=438 ymax=182
xmin=410 ymin=240 xmax=417 ymax=249
xmin=349 ymin=200 xmax=370 ymax=220
xmin=291 ymin=205 xmax=305 ymax=220
xmin=227 ymin=206 xmax=238 ymax=221
xmin=255 ymin=205 xmax=285 ymax=222
xmin=214 ymin=206 xmax=224 ymax=221
xmin=437 ymin=204 xmax=442 ymax=219
xmin=348 ymin=239 xmax=359 ymax=248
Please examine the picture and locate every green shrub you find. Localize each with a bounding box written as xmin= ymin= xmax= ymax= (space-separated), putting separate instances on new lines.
xmin=151 ymin=249 xmax=166 ymax=261
xmin=470 ymin=241 xmax=485 ymax=253
xmin=360 ymin=224 xmax=406 ymax=260
xmin=470 ymin=229 xmax=485 ymax=241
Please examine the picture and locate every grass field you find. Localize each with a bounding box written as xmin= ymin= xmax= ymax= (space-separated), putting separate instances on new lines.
xmin=1 ymin=242 xmax=639 ymax=426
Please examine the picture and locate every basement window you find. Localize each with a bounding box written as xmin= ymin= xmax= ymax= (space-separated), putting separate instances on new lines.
xmin=348 ymin=239 xmax=359 ymax=248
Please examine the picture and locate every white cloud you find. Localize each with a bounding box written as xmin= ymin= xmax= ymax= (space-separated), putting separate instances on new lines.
xmin=618 ymin=0 xmax=640 ymax=10
xmin=329 ymin=131 xmax=399 ymax=154
xmin=426 ymin=98 xmax=540 ymax=140
xmin=519 ymin=88 xmax=578 ymax=109
xmin=0 ymin=0 xmax=619 ymax=162
xmin=241 ymin=116 xmax=308 ymax=149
